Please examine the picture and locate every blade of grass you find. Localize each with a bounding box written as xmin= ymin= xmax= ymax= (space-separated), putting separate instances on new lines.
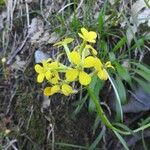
xmin=113 ymin=130 xmax=129 ymax=150
xmin=89 ymin=126 xmax=105 ymax=150
xmin=113 ymin=123 xmax=136 ymax=136
xmin=115 ymin=76 xmax=127 ymax=105
xmin=115 ymin=62 xmax=131 ymax=85
xmin=71 ymin=94 xmax=88 ymax=118
xmin=107 ymin=72 xmax=123 ymax=122
xmin=142 ymin=130 xmax=148 ymax=150
xmin=112 ymin=36 xmax=127 ymax=52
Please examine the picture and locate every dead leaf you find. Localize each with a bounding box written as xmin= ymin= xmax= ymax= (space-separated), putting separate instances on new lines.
xmin=48 ymin=32 xmax=59 ymax=44
xmin=37 ymin=31 xmax=50 ymax=44
xmin=11 ymin=56 xmax=27 ymax=71
xmin=126 ymin=25 xmax=137 ymax=45
xmin=28 ymin=18 xmax=44 ymax=44
xmin=131 ymin=0 xmax=147 ymax=16
xmin=0 ymin=11 xmax=7 ymax=30
xmin=137 ymin=8 xmax=150 ymax=27
xmin=42 ymin=96 xmax=50 ymax=110
xmin=108 ymin=0 xmax=115 ymax=5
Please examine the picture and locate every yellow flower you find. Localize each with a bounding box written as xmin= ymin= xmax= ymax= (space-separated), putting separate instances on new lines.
xmin=94 ymin=58 xmax=114 ymax=80
xmin=49 ymin=70 xmax=60 ymax=84
xmin=53 ymin=38 xmax=74 ymax=47
xmin=34 ymin=59 xmax=59 ymax=83
xmin=65 ymin=51 xmax=96 ymax=85
xmin=78 ymin=28 xmax=97 ymax=43
xmin=61 ymin=84 xmax=73 ymax=96
xmin=44 ymin=85 xmax=60 ymax=96
xmin=84 ymin=44 xmax=97 ymax=56
xmin=44 ymin=83 xmax=73 ymax=96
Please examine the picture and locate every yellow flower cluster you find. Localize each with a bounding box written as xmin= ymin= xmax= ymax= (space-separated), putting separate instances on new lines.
xmin=34 ymin=28 xmax=114 ymax=96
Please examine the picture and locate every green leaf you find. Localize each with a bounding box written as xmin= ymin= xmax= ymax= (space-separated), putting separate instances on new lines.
xmin=109 ymin=52 xmax=116 ymax=62
xmin=116 ymin=63 xmax=131 ymax=84
xmin=108 ymin=74 xmax=123 ymax=122
xmin=134 ymin=69 xmax=150 ymax=82
xmin=89 ymin=127 xmax=105 ymax=150
xmin=71 ymin=15 xmax=80 ymax=31
xmin=113 ymin=123 xmax=136 ymax=136
xmin=130 ymin=38 xmax=144 ymax=51
xmin=113 ymin=130 xmax=129 ymax=150
xmin=131 ymin=62 xmax=150 ymax=74
xmin=133 ymin=77 xmax=150 ymax=94
xmin=97 ymin=0 xmax=107 ymax=34
xmin=115 ymin=76 xmax=127 ymax=105
xmin=112 ymin=36 xmax=127 ymax=52
xmin=142 ymin=131 xmax=148 ymax=150
xmin=71 ymin=94 xmax=88 ymax=118
xmin=88 ymin=75 xmax=104 ymax=113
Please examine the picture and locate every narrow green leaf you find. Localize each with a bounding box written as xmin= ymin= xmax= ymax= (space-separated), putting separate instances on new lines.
xmin=88 ymin=75 xmax=104 ymax=112
xmin=133 ymin=77 xmax=150 ymax=94
xmin=109 ymin=52 xmax=116 ymax=62
xmin=134 ymin=69 xmax=150 ymax=82
xmin=107 ymin=73 xmax=123 ymax=122
xmin=113 ymin=123 xmax=136 ymax=136
xmin=116 ymin=63 xmax=131 ymax=84
xmin=142 ymin=131 xmax=148 ymax=150
xmin=112 ymin=36 xmax=127 ymax=52
xmin=115 ymin=76 xmax=127 ymax=105
xmin=97 ymin=0 xmax=107 ymax=34
xmin=89 ymin=127 xmax=105 ymax=150
xmin=71 ymin=94 xmax=88 ymax=118
xmin=131 ymin=62 xmax=150 ymax=74
xmin=113 ymin=130 xmax=129 ymax=150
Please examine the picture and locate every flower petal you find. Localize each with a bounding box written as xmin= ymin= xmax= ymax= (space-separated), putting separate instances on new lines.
xmin=37 ymin=74 xmax=45 ymax=83
xmin=85 ymin=45 xmax=97 ymax=55
xmin=82 ymin=56 xmax=96 ymax=68
xmin=94 ymin=57 xmax=103 ymax=70
xmin=45 ymin=71 xmax=52 ymax=80
xmin=49 ymin=61 xmax=58 ymax=69
xmin=79 ymin=71 xmax=91 ymax=85
xmin=34 ymin=64 xmax=44 ymax=73
xmin=81 ymin=28 xmax=88 ymax=36
xmin=65 ymin=68 xmax=78 ymax=81
xmin=89 ymin=31 xmax=97 ymax=40
xmin=78 ymin=33 xmax=84 ymax=39
xmin=53 ymin=41 xmax=63 ymax=47
xmin=88 ymin=39 xmax=96 ymax=43
xmin=61 ymin=84 xmax=73 ymax=96
xmin=105 ymin=61 xmax=115 ymax=70
xmin=69 ymin=51 xmax=81 ymax=65
xmin=97 ymin=69 xmax=108 ymax=80
xmin=51 ymin=85 xmax=60 ymax=95
xmin=44 ymin=87 xmax=52 ymax=96
xmin=53 ymin=38 xmax=74 ymax=47
xmin=50 ymin=71 xmax=59 ymax=84
xmin=63 ymin=38 xmax=74 ymax=44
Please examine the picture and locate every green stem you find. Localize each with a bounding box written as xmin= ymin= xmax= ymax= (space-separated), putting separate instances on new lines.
xmin=79 ymin=41 xmax=87 ymax=54
xmin=87 ymin=86 xmax=113 ymax=129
